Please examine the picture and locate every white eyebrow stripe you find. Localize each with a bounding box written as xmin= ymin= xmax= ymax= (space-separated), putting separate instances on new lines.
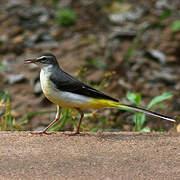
xmin=37 ymin=56 xmax=47 ymax=60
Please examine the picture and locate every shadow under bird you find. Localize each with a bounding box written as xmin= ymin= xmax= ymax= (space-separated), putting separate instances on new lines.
xmin=25 ymin=53 xmax=176 ymax=135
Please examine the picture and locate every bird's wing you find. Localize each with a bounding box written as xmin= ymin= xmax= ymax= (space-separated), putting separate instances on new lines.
xmin=50 ymin=69 xmax=118 ymax=102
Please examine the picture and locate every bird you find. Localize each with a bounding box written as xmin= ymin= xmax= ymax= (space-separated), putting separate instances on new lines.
xmin=25 ymin=53 xmax=176 ymax=135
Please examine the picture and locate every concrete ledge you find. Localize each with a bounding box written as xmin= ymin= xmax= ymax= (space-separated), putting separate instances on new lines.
xmin=0 ymin=132 xmax=179 ymax=179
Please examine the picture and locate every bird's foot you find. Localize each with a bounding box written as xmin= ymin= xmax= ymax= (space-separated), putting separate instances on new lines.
xmin=65 ymin=132 xmax=86 ymax=136
xmin=30 ymin=131 xmax=55 ymax=135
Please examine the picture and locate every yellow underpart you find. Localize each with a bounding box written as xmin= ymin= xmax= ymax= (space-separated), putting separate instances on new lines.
xmin=46 ymin=97 xmax=119 ymax=109
xmin=87 ymin=99 xmax=119 ymax=109
xmin=45 ymin=93 xmax=119 ymax=109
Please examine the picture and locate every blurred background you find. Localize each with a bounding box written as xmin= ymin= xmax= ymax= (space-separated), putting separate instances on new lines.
xmin=0 ymin=0 xmax=179 ymax=132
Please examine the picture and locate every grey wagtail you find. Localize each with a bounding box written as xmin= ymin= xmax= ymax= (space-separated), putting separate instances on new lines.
xmin=25 ymin=53 xmax=175 ymax=135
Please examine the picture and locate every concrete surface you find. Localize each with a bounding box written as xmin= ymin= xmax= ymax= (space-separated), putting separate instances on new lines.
xmin=0 ymin=132 xmax=180 ymax=180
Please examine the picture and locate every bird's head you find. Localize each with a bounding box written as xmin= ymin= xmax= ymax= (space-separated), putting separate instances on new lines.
xmin=25 ymin=53 xmax=59 ymax=68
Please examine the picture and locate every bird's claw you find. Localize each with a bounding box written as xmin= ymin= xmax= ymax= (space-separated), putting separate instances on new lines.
xmin=30 ymin=131 xmax=55 ymax=135
xmin=65 ymin=132 xmax=86 ymax=136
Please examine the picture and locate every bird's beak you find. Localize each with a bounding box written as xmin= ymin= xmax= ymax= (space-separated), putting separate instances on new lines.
xmin=24 ymin=58 xmax=38 ymax=64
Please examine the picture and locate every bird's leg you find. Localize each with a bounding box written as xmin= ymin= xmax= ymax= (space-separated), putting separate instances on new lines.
xmin=68 ymin=108 xmax=84 ymax=136
xmin=41 ymin=105 xmax=61 ymax=134
xmin=76 ymin=108 xmax=84 ymax=134
xmin=31 ymin=105 xmax=61 ymax=135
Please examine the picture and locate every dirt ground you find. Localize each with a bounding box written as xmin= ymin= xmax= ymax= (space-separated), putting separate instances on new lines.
xmin=0 ymin=132 xmax=179 ymax=180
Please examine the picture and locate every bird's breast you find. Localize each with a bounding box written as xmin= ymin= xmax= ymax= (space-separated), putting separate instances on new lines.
xmin=40 ymin=69 xmax=52 ymax=90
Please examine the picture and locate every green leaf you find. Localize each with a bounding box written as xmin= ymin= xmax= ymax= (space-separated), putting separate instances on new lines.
xmin=160 ymin=9 xmax=171 ymax=21
xmin=126 ymin=91 xmax=141 ymax=106
xmin=89 ymin=127 xmax=99 ymax=132
xmin=147 ymin=92 xmax=173 ymax=110
xmin=172 ymin=20 xmax=180 ymax=33
xmin=56 ymin=8 xmax=77 ymax=26
xmin=86 ymin=58 xmax=107 ymax=70
xmin=141 ymin=127 xmax=151 ymax=132
xmin=0 ymin=91 xmax=11 ymax=101
xmin=125 ymin=46 xmax=135 ymax=60
xmin=0 ymin=66 xmax=5 ymax=70
xmin=156 ymin=127 xmax=165 ymax=132
xmin=133 ymin=113 xmax=146 ymax=131
xmin=0 ymin=91 xmax=5 ymax=99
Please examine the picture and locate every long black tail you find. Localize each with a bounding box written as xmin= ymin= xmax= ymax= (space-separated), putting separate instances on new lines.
xmin=118 ymin=104 xmax=176 ymax=122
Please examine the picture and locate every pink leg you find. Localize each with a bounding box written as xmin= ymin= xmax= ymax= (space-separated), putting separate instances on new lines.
xmin=68 ymin=108 xmax=84 ymax=136
xmin=31 ymin=105 xmax=61 ymax=135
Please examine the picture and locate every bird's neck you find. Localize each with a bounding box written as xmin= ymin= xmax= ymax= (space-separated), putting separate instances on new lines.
xmin=40 ymin=64 xmax=61 ymax=79
xmin=41 ymin=65 xmax=54 ymax=73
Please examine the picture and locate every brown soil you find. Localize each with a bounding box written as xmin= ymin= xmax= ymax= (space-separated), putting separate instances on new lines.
xmin=0 ymin=132 xmax=180 ymax=179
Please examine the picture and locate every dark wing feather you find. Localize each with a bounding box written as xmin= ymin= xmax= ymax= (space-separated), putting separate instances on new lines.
xmin=50 ymin=68 xmax=118 ymax=102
